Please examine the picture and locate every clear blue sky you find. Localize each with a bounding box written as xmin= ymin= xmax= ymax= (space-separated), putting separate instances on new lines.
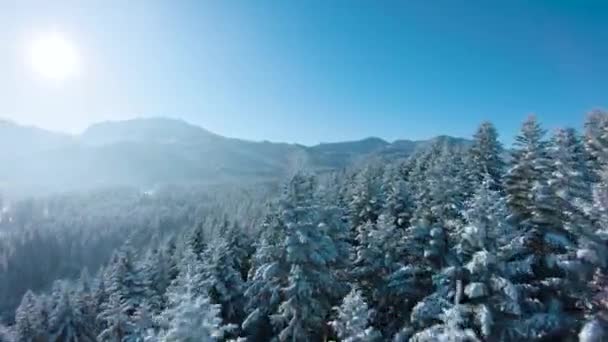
xmin=1 ymin=0 xmax=607 ymax=145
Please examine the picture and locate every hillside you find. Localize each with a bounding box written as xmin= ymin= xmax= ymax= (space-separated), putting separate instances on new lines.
xmin=0 ymin=117 xmax=469 ymax=194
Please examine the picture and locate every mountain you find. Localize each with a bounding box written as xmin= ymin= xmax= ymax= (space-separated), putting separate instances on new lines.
xmin=0 ymin=120 xmax=74 ymax=157
xmin=0 ymin=117 xmax=470 ymax=195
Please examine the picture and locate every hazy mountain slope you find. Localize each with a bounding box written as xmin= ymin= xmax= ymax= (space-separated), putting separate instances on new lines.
xmin=0 ymin=120 xmax=74 ymax=157
xmin=0 ymin=117 xmax=471 ymax=194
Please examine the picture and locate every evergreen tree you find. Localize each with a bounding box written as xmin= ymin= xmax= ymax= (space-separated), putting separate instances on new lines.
xmin=382 ymin=165 xmax=414 ymax=230
xmin=72 ymin=269 xmax=99 ymax=337
xmin=469 ymin=121 xmax=505 ymax=190
xmin=352 ymin=214 xmax=407 ymax=335
xmin=584 ymin=110 xmax=608 ymax=179
xmin=104 ymin=244 xmax=146 ymax=318
xmin=242 ymin=212 xmax=287 ymax=341
xmin=156 ymin=262 xmax=231 ymax=342
xmin=14 ymin=290 xmax=48 ymax=342
xmin=505 ymin=116 xmax=550 ymax=223
xmin=348 ymin=165 xmax=385 ymax=231
xmin=47 ymin=282 xmax=96 ymax=342
xmin=222 ymin=222 xmax=254 ymax=281
xmin=200 ymin=237 xmax=245 ymax=326
xmin=271 ymin=173 xmax=343 ymax=341
xmin=97 ymin=292 xmax=136 ymax=342
xmin=330 ymin=287 xmax=379 ymax=342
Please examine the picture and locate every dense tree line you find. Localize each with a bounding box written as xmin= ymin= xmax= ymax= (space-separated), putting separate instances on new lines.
xmin=2 ymin=113 xmax=608 ymax=341
xmin=0 ymin=184 xmax=271 ymax=324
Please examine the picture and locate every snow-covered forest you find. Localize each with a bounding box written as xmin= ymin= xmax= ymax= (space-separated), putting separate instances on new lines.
xmin=2 ymin=112 xmax=608 ymax=341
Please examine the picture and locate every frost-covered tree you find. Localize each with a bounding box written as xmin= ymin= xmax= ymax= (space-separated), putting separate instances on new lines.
xmin=139 ymin=247 xmax=172 ymax=315
xmin=584 ymin=110 xmax=608 ymax=179
xmin=271 ymin=173 xmax=343 ymax=341
xmin=242 ymin=212 xmax=288 ymax=341
xmin=469 ymin=121 xmax=505 ymax=190
xmin=382 ymin=165 xmax=414 ymax=230
xmin=14 ymin=290 xmax=48 ymax=342
xmin=221 ymin=222 xmax=254 ymax=281
xmin=330 ymin=288 xmax=379 ymax=342
xmin=155 ymin=262 xmax=231 ymax=342
xmin=348 ymin=165 xmax=385 ymax=231
xmin=352 ymin=214 xmax=407 ymax=335
xmin=47 ymin=282 xmax=96 ymax=342
xmin=97 ymin=292 xmax=136 ymax=342
xmin=505 ymin=116 xmax=550 ymax=223
xmin=72 ymin=269 xmax=100 ymax=337
xmin=200 ymin=237 xmax=245 ymax=327
xmin=104 ymin=244 xmax=146 ymax=318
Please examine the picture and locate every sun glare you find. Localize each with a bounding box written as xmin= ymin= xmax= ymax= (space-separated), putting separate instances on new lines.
xmin=29 ymin=33 xmax=80 ymax=81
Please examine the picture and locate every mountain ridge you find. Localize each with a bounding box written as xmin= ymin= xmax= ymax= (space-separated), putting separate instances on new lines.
xmin=0 ymin=117 xmax=471 ymax=195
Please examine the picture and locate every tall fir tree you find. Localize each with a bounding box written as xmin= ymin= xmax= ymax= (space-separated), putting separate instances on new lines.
xmin=271 ymin=173 xmax=343 ymax=341
xmin=330 ymin=287 xmax=379 ymax=342
xmin=469 ymin=121 xmax=505 ymax=190
xmin=505 ymin=116 xmax=550 ymax=223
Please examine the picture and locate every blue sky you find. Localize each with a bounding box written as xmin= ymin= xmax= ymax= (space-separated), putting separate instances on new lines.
xmin=1 ymin=0 xmax=607 ymax=145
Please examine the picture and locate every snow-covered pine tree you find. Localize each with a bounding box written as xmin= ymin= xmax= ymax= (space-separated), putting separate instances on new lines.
xmin=155 ymin=262 xmax=231 ymax=342
xmin=347 ymin=165 xmax=385 ymax=232
xmin=104 ymin=244 xmax=146 ymax=319
xmin=14 ymin=290 xmax=48 ymax=342
xmin=221 ymin=221 xmax=254 ymax=281
xmin=505 ymin=115 xmax=550 ymax=223
xmin=47 ymin=282 xmax=96 ymax=342
xmin=139 ymin=247 xmax=170 ymax=315
xmin=187 ymin=221 xmax=207 ymax=260
xmin=382 ymin=164 xmax=414 ymax=230
xmin=352 ymin=214 xmax=407 ymax=335
xmin=330 ymin=287 xmax=379 ymax=342
xmin=72 ymin=268 xmax=100 ymax=338
xmin=97 ymin=292 xmax=136 ymax=342
xmin=242 ymin=211 xmax=288 ymax=341
xmin=200 ymin=237 xmax=245 ymax=327
xmin=584 ymin=109 xmax=608 ymax=180
xmin=271 ymin=172 xmax=343 ymax=341
xmin=469 ymin=121 xmax=505 ymax=190
xmin=549 ymin=128 xmax=593 ymax=213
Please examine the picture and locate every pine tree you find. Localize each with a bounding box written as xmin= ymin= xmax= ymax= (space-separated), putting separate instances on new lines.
xmin=584 ymin=110 xmax=608 ymax=179
xmin=330 ymin=288 xmax=379 ymax=342
xmin=200 ymin=237 xmax=245 ymax=327
xmin=155 ymin=262 xmax=231 ymax=342
xmin=505 ymin=116 xmax=550 ymax=223
xmin=382 ymin=165 xmax=414 ymax=230
xmin=348 ymin=165 xmax=385 ymax=231
xmin=222 ymin=222 xmax=254 ymax=281
xmin=469 ymin=121 xmax=505 ymax=190
xmin=97 ymin=292 xmax=136 ymax=342
xmin=14 ymin=290 xmax=48 ymax=342
xmin=271 ymin=173 xmax=343 ymax=341
xmin=242 ymin=212 xmax=287 ymax=341
xmin=47 ymin=282 xmax=96 ymax=342
xmin=139 ymin=248 xmax=170 ymax=315
xmin=104 ymin=244 xmax=146 ymax=318
xmin=72 ymin=269 xmax=99 ymax=337
xmin=352 ymin=214 xmax=407 ymax=335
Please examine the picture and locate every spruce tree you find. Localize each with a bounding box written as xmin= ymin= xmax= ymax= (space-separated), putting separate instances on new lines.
xmin=469 ymin=121 xmax=505 ymax=190
xmin=271 ymin=173 xmax=342 ymax=341
xmin=505 ymin=116 xmax=549 ymax=223
xmin=330 ymin=287 xmax=379 ymax=342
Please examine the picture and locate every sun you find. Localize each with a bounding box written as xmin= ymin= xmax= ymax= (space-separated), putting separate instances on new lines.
xmin=29 ymin=33 xmax=80 ymax=81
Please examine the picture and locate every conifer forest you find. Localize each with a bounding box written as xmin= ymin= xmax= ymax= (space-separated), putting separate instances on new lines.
xmin=3 ymin=112 xmax=608 ymax=342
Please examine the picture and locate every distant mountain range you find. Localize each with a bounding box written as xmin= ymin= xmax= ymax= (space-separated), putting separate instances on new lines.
xmin=0 ymin=117 xmax=470 ymax=195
